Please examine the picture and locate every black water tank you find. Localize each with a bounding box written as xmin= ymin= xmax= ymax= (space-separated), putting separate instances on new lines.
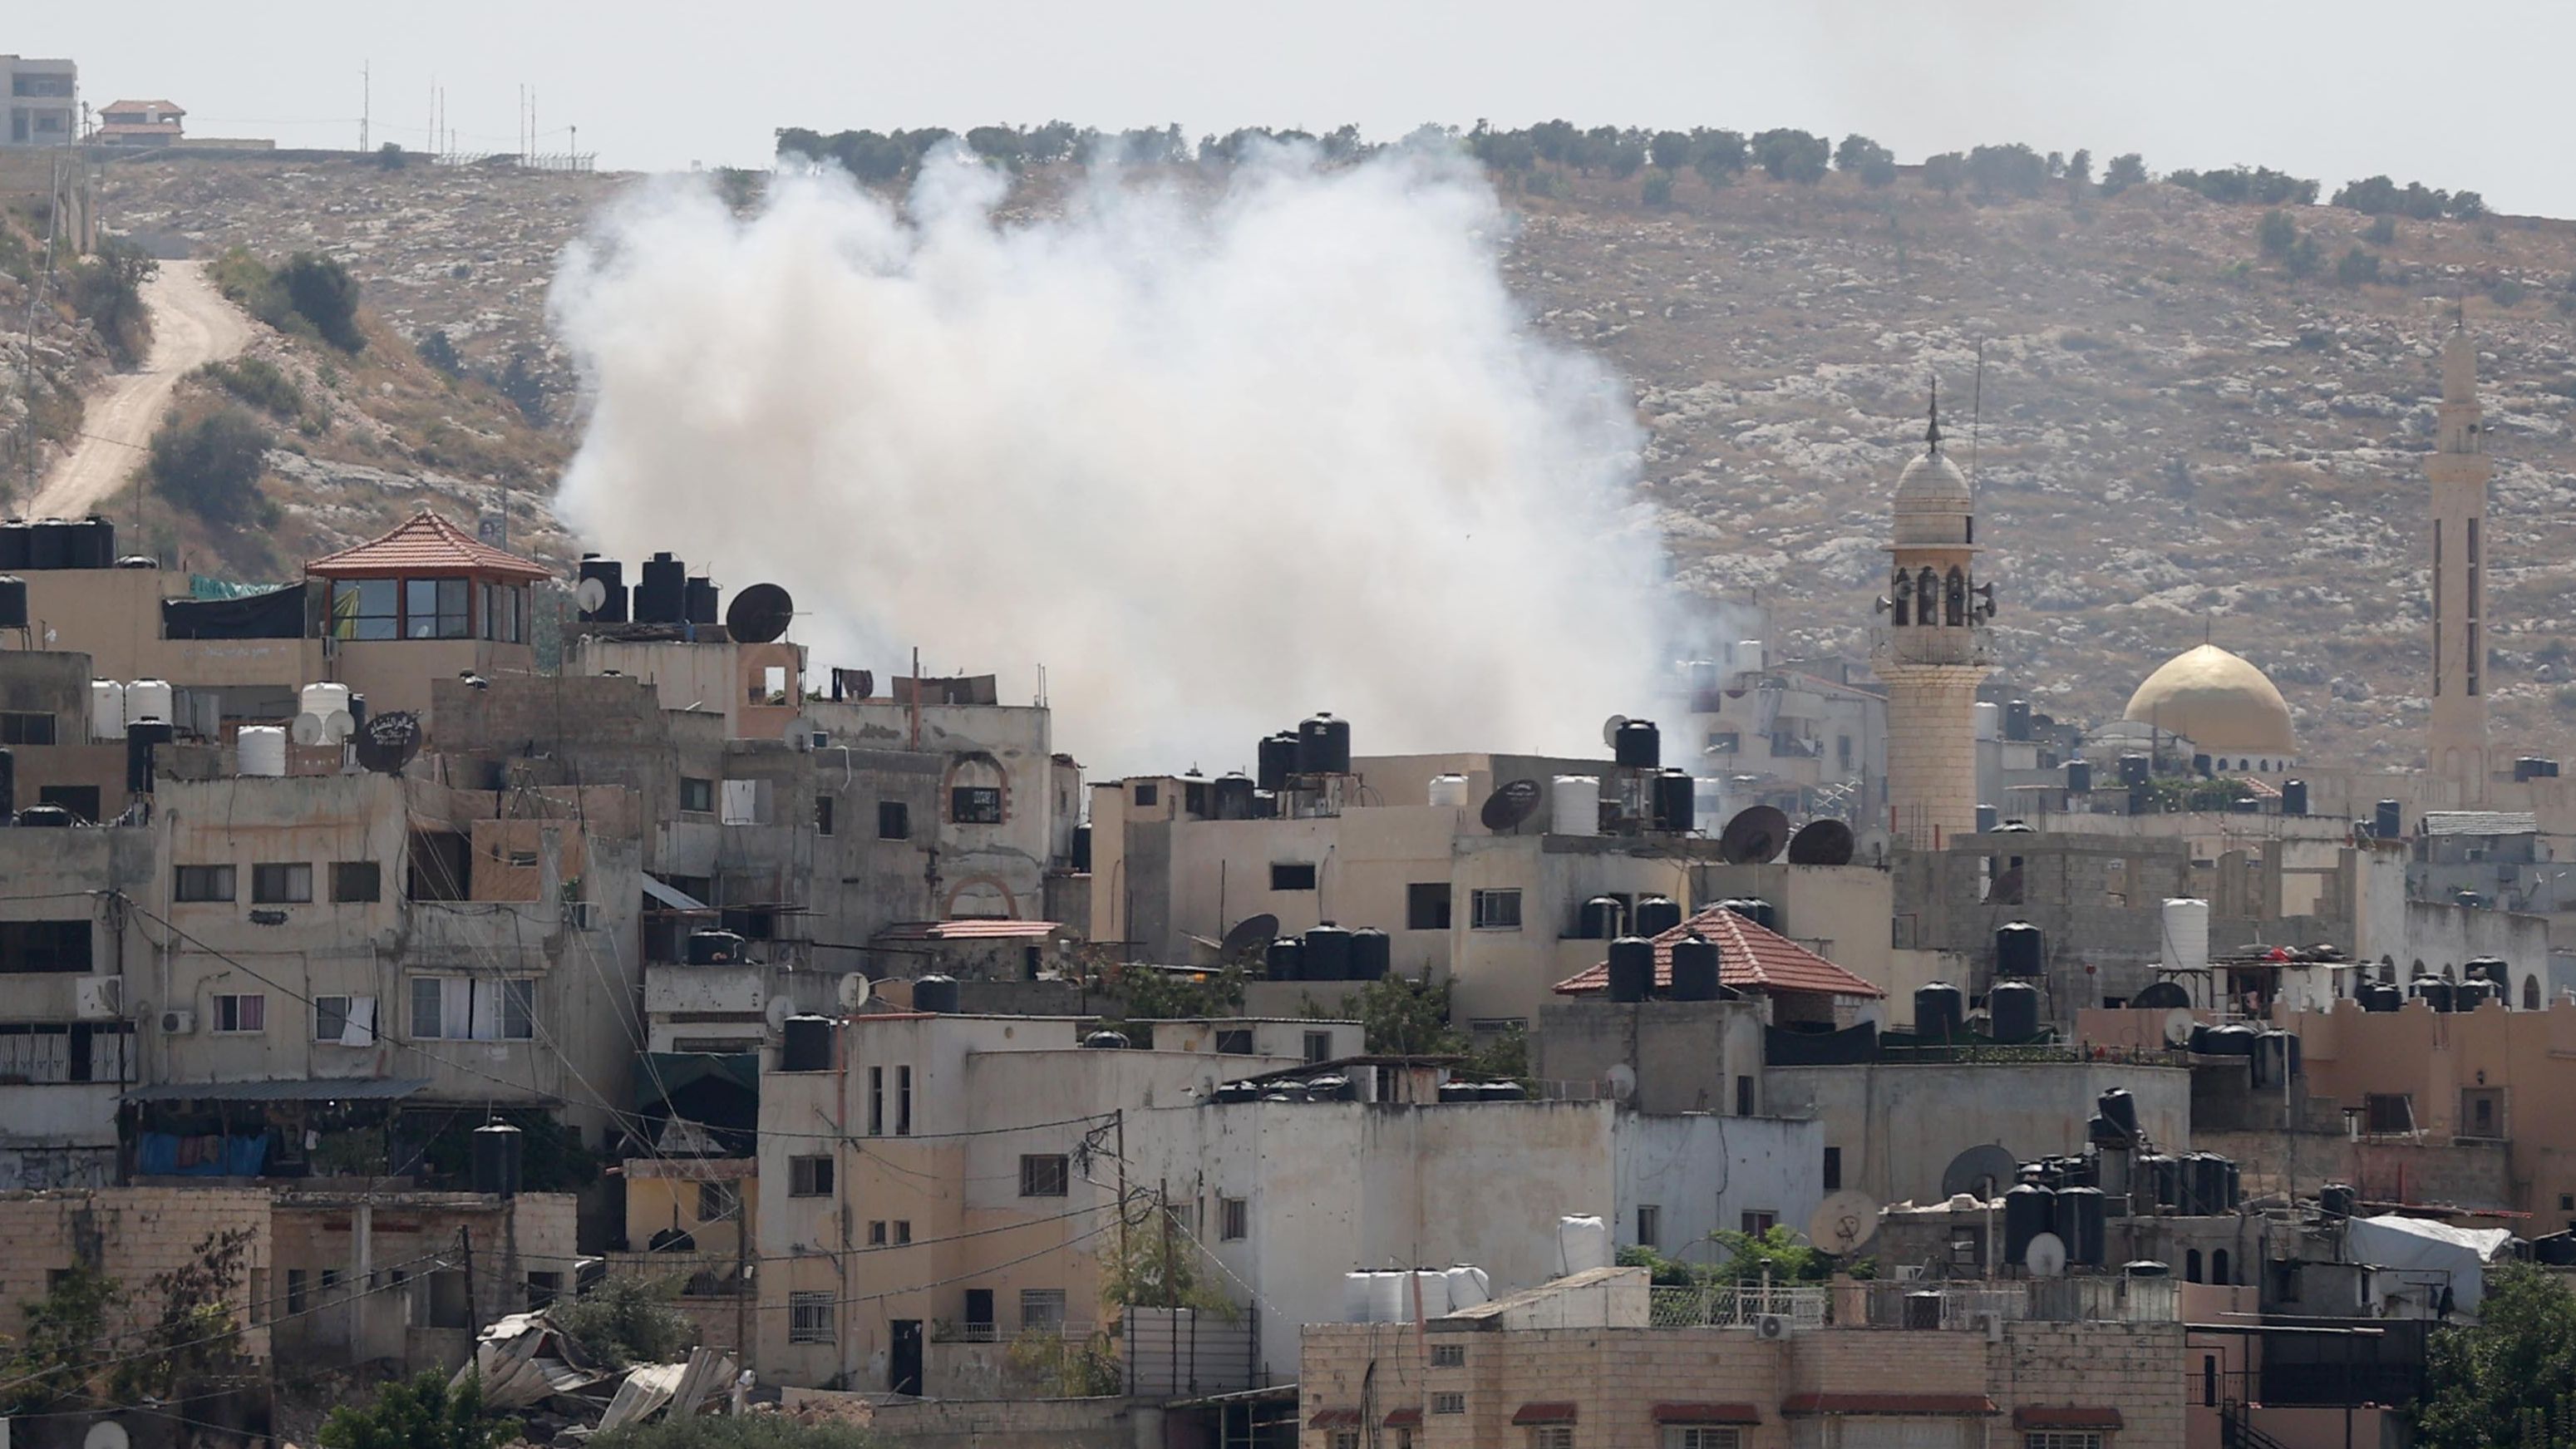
xmin=2184 ymin=1154 xmax=2226 ymax=1214
xmin=2252 ymin=1030 xmax=2292 ymax=1087
xmin=2465 ymin=956 xmax=2510 ymax=987
xmin=1613 ymin=718 xmax=1661 ymax=769
xmin=2138 ymin=1154 xmax=2180 ymax=1210
xmin=1349 ymin=928 xmax=1391 ymax=982
xmin=2120 ymin=754 xmax=2151 ymax=788
xmin=1975 ymin=803 xmax=1999 ymax=835
xmin=2454 ymin=979 xmax=2491 ymax=1012
xmin=1297 ymin=713 xmax=1352 ymax=776
xmin=1633 ymin=895 xmax=1683 ymax=936
xmin=2205 ymin=1023 xmax=2259 ymax=1057
xmin=1995 ymin=921 xmax=2043 ymax=978
xmin=2413 ymin=976 xmax=2455 ymax=1013
xmin=0 ymin=746 xmax=12 ymax=819
xmin=75 ymin=517 xmax=115 ymax=569
xmin=1070 ymin=826 xmax=1091 ymax=872
xmin=2537 ymin=1233 xmax=2576 ymax=1267
xmin=682 ymin=576 xmax=720 ymax=626
xmin=0 ymin=575 xmax=24 ymax=630
xmin=1606 ymin=936 xmax=1655 ymax=1003
xmin=1652 ymin=769 xmax=1694 ymax=832
xmin=1990 ymin=981 xmax=2042 ymax=1042
xmin=0 ymin=523 xmax=25 ymax=571
xmin=1213 ymin=772 xmax=1256 ymax=821
xmin=2002 ymin=1183 xmax=2055 ymax=1267
xmin=1084 ymin=1030 xmax=1130 ymax=1050
xmin=2374 ymin=799 xmax=2402 ymax=839
xmin=12 ymin=803 xmax=72 ymax=828
xmin=781 ymin=1014 xmax=834 ymax=1072
xmin=1303 ymin=924 xmax=1354 ymax=982
xmin=2125 ymin=1260 xmax=2171 ymax=1279
xmin=1264 ymin=937 xmax=1305 ymax=982
xmin=913 ymin=974 xmax=961 ymax=1013
xmin=2056 ymin=1185 xmax=2107 ymax=1266
xmin=2066 ymin=759 xmax=2093 ymax=793
xmin=685 ymin=929 xmax=745 ymax=965
xmin=2098 ymin=1088 xmax=2140 ymax=1139
xmin=1668 ymin=936 xmax=1721 ymax=1001
xmin=2006 ymin=699 xmax=2032 ymax=741
xmin=2282 ymin=779 xmax=2308 ymax=816
xmin=471 ymin=1122 xmax=523 ymax=1197
xmin=1257 ymin=733 xmax=1299 ymax=791
xmin=1722 ymin=898 xmax=1778 ymax=932
xmin=2320 ymin=1183 xmax=2357 ymax=1219
xmin=637 ymin=551 xmax=686 ymax=623
xmin=578 ymin=555 xmax=628 ymax=622
xmin=2362 ymin=982 xmax=2402 ymax=1013
xmin=1915 ymin=982 xmax=1966 ymax=1040
xmin=126 ymin=719 xmax=173 ymax=795
xmin=26 ymin=520 xmax=68 ymax=571
xmin=1578 ymin=895 xmax=1625 ymax=940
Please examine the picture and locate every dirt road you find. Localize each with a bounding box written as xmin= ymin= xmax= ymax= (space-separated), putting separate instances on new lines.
xmin=29 ymin=260 xmax=254 ymax=520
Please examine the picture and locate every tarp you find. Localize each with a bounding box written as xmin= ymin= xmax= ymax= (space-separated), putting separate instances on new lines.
xmin=637 ymin=1052 xmax=758 ymax=1111
xmin=2346 ymin=1214 xmax=2514 ymax=1313
xmin=134 ymin=1131 xmax=269 ymax=1176
xmin=162 ymin=580 xmax=311 ymax=639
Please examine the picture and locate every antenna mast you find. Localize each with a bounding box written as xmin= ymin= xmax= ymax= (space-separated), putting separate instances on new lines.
xmin=1969 ymin=338 xmax=1985 ymax=489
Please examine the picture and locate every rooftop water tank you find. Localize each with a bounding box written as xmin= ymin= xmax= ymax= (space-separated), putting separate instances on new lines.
xmin=2006 ymin=699 xmax=2033 ymax=742
xmin=2282 ymin=778 xmax=2308 ymax=816
xmin=1990 ymin=981 xmax=2042 ymax=1042
xmin=1995 ymin=921 xmax=2043 ymax=977
xmin=913 ymin=974 xmax=961 ymax=1013
xmin=1915 ymin=982 xmax=1965 ymax=1040
xmin=470 ymin=1121 xmax=523 ymax=1198
xmin=301 ymin=682 xmax=353 ymax=721
xmin=1444 ymin=1264 xmax=1490 ymax=1310
xmin=1974 ymin=701 xmax=2001 ymax=742
xmin=1429 ymin=773 xmax=1470 ymax=809
xmin=1349 ymin=928 xmax=1391 ymax=982
xmin=2055 ymin=1185 xmax=2107 ymax=1266
xmin=1668 ymin=935 xmax=1721 ymax=1001
xmin=89 ymin=680 xmax=126 ymax=742
xmin=1652 ymin=769 xmax=1696 ymax=833
xmin=637 ymin=552 xmax=686 ymax=623
xmin=1606 ymin=937 xmax=1655 ymax=1003
xmin=1212 ymin=772 xmax=1256 ymax=821
xmin=1303 ymin=924 xmax=1353 ymax=982
xmin=1256 ymin=733 xmax=1299 ymax=791
xmin=2374 ymin=800 xmax=2402 ymax=839
xmin=124 ymin=679 xmax=174 ymax=729
xmin=781 ymin=1015 xmax=835 ymax=1072
xmin=0 ymin=575 xmax=23 ymax=631
xmin=1551 ymin=776 xmax=1600 ymax=837
xmin=1297 ymin=712 xmax=1352 ymax=776
xmin=577 ymin=555 xmax=628 ymax=623
xmin=1633 ymin=895 xmax=1683 ymax=936
xmin=2066 ymin=759 xmax=2094 ymax=793
xmin=1613 ymin=718 xmax=1661 ymax=770
xmin=2003 ymin=1182 xmax=2055 ymax=1267
xmin=1556 ymin=1215 xmax=1611 ymax=1275
xmin=1264 ymin=937 xmax=1305 ymax=982
xmin=237 ymin=725 xmax=288 ymax=778
xmin=2161 ymin=899 xmax=2210 ymax=976
xmin=1577 ymin=895 xmax=1624 ymax=940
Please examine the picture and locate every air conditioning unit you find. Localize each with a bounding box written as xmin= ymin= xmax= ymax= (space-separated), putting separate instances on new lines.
xmin=75 ymin=976 xmax=123 ymax=1020
xmin=1753 ymin=1313 xmax=1792 ymax=1341
xmin=1973 ymin=1312 xmax=2004 ymax=1343
xmin=160 ymin=1008 xmax=195 ymax=1036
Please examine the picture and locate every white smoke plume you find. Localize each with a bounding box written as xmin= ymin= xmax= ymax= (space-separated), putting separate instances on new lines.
xmin=549 ymin=144 xmax=1672 ymax=773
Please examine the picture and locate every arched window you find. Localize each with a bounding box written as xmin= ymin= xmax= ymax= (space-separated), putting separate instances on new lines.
xmin=2442 ymin=964 xmax=2456 ymax=982
xmin=2213 ymin=1249 xmax=2232 ymax=1286
xmin=1891 ymin=570 xmax=1912 ymax=627
xmin=1917 ymin=568 xmax=1939 ymax=626
xmin=2185 ymin=1249 xmax=2203 ymax=1283
xmin=2526 ymin=977 xmax=2542 ymax=1011
xmin=1945 ymin=568 xmax=1966 ymax=626
xmin=2379 ymin=957 xmax=2396 ymax=984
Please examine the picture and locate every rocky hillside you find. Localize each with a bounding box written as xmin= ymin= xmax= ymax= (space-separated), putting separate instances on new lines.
xmin=89 ymin=153 xmax=2576 ymax=771
xmin=0 ymin=209 xmax=116 ymax=496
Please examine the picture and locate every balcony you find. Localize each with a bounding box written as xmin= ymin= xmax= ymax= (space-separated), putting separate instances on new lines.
xmin=1647 ymin=1284 xmax=1828 ymax=1329
xmin=931 ymin=1318 xmax=1098 ymax=1343
xmin=1860 ymin=1276 xmax=2177 ymax=1327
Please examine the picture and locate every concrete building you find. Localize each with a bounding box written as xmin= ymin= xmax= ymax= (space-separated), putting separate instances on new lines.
xmin=1673 ymin=647 xmax=1888 ymax=828
xmin=95 ymin=99 xmax=182 ymax=145
xmin=2 ymin=57 xmax=76 ymax=147
xmin=1873 ymin=400 xmax=1996 ymax=850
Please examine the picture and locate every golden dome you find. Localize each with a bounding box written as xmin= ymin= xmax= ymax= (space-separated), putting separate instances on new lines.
xmin=2123 ymin=645 xmax=2298 ymax=755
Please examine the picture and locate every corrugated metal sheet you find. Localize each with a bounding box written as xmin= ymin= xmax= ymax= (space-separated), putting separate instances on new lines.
xmin=2421 ymin=811 xmax=2539 ymax=836
xmin=874 ymin=919 xmax=1061 ymax=942
xmin=1123 ymin=1306 xmax=1255 ymax=1399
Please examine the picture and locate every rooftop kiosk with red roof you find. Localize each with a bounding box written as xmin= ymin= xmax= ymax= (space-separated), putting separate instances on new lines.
xmin=306 ymin=509 xmax=549 ymax=715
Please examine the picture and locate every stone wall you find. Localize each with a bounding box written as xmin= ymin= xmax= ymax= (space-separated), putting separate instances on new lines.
xmin=0 ymin=1187 xmax=273 ymax=1359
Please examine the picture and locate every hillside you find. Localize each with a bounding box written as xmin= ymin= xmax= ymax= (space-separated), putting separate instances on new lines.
xmin=88 ymin=152 xmax=2576 ymax=771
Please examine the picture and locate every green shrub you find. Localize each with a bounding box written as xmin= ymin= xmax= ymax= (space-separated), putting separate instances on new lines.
xmin=149 ymin=406 xmax=273 ymax=521
xmin=1642 ymin=171 xmax=1673 ymax=209
xmin=275 ymin=253 xmax=365 ymax=352
xmin=2100 ymin=152 xmax=2147 ymax=195
xmin=68 ymin=237 xmax=157 ymax=367
xmin=2365 ymin=214 xmax=2396 ymax=244
xmin=318 ymin=1370 xmax=515 ymax=1449
xmin=416 ymin=328 xmax=462 ymax=377
xmin=2335 ymin=246 xmax=2381 ymax=288
xmin=195 ymin=356 xmax=303 ymax=418
xmin=2257 ymin=209 xmax=2296 ymax=259
xmin=591 ymin=1413 xmax=885 ymax=1449
xmin=549 ymin=1274 xmax=697 ymax=1371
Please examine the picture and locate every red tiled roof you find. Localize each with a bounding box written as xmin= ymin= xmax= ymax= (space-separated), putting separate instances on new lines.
xmin=1653 ymin=1404 xmax=1761 ymax=1425
xmin=1308 ymin=1408 xmax=1361 ymax=1429
xmin=874 ymin=919 xmax=1061 ymax=942
xmin=306 ymin=510 xmax=552 ymax=582
xmin=104 ymin=99 xmax=185 ymax=114
xmin=1553 ymin=904 xmax=1886 ymax=999
xmin=1511 ymin=1403 xmax=1578 ymax=1425
xmin=2016 ymin=1408 xmax=2124 ymax=1430
xmin=1382 ymin=1408 xmax=1422 ymax=1428
xmin=1783 ymin=1394 xmax=1997 ymax=1416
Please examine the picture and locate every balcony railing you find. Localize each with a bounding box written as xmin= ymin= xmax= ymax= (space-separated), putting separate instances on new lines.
xmin=1863 ymin=1276 xmax=2178 ymax=1327
xmin=1647 ymin=1284 xmax=1829 ymax=1329
xmin=930 ymin=1318 xmax=1099 ymax=1344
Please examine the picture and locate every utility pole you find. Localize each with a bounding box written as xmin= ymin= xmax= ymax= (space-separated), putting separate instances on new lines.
xmin=359 ymin=61 xmax=369 ymax=153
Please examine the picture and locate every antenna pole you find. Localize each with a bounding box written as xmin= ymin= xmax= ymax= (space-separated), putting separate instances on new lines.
xmin=360 ymin=60 xmax=369 ymax=154
xmin=1969 ymin=339 xmax=1984 ymax=488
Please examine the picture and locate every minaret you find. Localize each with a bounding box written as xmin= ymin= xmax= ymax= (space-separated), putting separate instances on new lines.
xmin=1874 ymin=388 xmax=1997 ymax=848
xmin=2427 ymin=314 xmax=2490 ymax=796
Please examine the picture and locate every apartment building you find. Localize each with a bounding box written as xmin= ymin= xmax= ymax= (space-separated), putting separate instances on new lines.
xmin=2 ymin=57 xmax=76 ymax=147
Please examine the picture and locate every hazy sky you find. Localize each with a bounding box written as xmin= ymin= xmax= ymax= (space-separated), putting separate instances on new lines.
xmin=19 ymin=2 xmax=2554 ymax=214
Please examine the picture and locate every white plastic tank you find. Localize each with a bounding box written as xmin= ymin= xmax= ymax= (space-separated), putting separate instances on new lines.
xmin=1368 ymin=1269 xmax=1406 ymax=1323
xmin=1342 ymin=1271 xmax=1377 ymax=1323
xmin=89 ymin=681 xmax=126 ymax=742
xmin=1428 ymin=773 xmax=1471 ymax=809
xmin=1551 ymin=776 xmax=1600 ymax=837
xmin=1974 ymin=701 xmax=2001 ymax=742
xmin=2162 ymin=898 xmax=2211 ymax=977
xmin=124 ymin=678 xmax=174 ymax=728
xmin=1444 ymin=1264 xmax=1491 ymax=1310
xmin=237 ymin=726 xmax=288 ymax=778
xmin=299 ymin=682 xmax=353 ymax=719
xmin=1411 ymin=1269 xmax=1451 ymax=1318
xmin=1556 ymin=1214 xmax=1611 ymax=1275
xmin=1733 ymin=639 xmax=1766 ymax=673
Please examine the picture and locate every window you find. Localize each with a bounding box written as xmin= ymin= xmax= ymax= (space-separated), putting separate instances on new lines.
xmin=1637 ymin=1204 xmax=1662 ymax=1249
xmin=2462 ymin=1087 xmax=2505 ymax=1140
xmin=1304 ymin=1030 xmax=1334 ymax=1063
xmin=789 ymin=1291 xmax=835 ymax=1344
xmin=1837 ymin=735 xmax=1853 ymax=768
xmin=951 ymin=786 xmax=1003 ymax=824
xmin=0 ymin=919 xmax=92 ymax=973
xmin=1020 ymin=1288 xmax=1067 ymax=1331
xmin=1530 ymin=1427 xmax=1574 ymax=1449
xmin=868 ymin=1221 xmax=888 ymax=1246
xmin=1470 ymin=889 xmax=1522 ymax=930
xmin=313 ymin=995 xmax=375 ymax=1042
xmin=331 ymin=861 xmax=382 ymax=903
xmin=175 ymin=865 xmax=237 ymax=902
xmin=1332 ymin=1433 xmax=1361 ymax=1449
xmin=1431 ymin=1343 xmax=1466 ymax=1368
xmin=1020 ymin=1154 xmax=1070 ymax=1197
xmin=720 ymin=778 xmax=762 ymax=825
xmin=481 ymin=583 xmax=524 ymax=643
xmin=790 ymin=1156 xmax=835 ymax=1198
xmin=1736 ymin=1074 xmax=1756 ymax=1116
xmin=2025 ymin=1433 xmax=2105 ymax=1449
xmin=1824 ymin=1146 xmax=1843 ymax=1190
xmin=1432 ymin=1394 xmax=1466 ymax=1416
xmin=2364 ymin=1093 xmax=2415 ymax=1134
xmin=252 ymin=862 xmax=313 ymax=904
xmin=1220 ymin=1196 xmax=1249 ymax=1241
xmin=697 ymin=1180 xmax=740 ymax=1222
xmin=1269 ymin=862 xmax=1318 ymax=891
xmin=897 ymin=1064 xmax=913 ymax=1136
xmin=286 ymin=1269 xmax=309 ymax=1314
xmin=814 ymin=796 xmax=835 ymax=835
xmin=1406 ymin=882 xmax=1453 ymax=930
xmin=213 ymin=993 xmax=266 ymax=1033
xmin=894 ymin=1220 xmax=912 ymax=1244
xmin=1134 ymin=781 xmax=1159 ymax=807
xmin=1215 ymin=1028 xmax=1254 ymax=1054
xmin=410 ymin=977 xmax=535 ymax=1040
xmin=332 ymin=579 xmax=401 ymax=639
xmin=405 ymin=578 xmax=472 ymax=638
xmin=877 ymin=801 xmax=910 ymax=839
xmin=525 ymin=1272 xmax=564 ymax=1309
xmin=1667 ymin=1431 xmax=1744 ymax=1449
xmin=679 ymin=777 xmax=715 ymax=814
xmin=1740 ymin=1210 xmax=1776 ymax=1235
xmin=868 ymin=1066 xmax=884 ymax=1136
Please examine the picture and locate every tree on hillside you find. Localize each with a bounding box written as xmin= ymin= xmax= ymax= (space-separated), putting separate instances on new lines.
xmin=1648 ymin=131 xmax=1693 ymax=170
xmin=1606 ymin=139 xmax=1646 ymax=180
xmin=1751 ymin=128 xmax=1829 ymax=184
xmin=1835 ymin=134 xmax=1896 ymax=187
xmin=2101 ymin=153 xmax=2148 ymax=195
xmin=2335 ymin=246 xmax=2381 ymax=288
xmin=1643 ymin=171 xmax=1674 ymax=209
xmin=2258 ymin=209 xmax=2298 ymax=259
xmin=1922 ymin=151 xmax=1966 ymax=196
xmin=2066 ymin=149 xmax=2094 ymax=186
xmin=1966 ymin=143 xmax=2048 ymax=200
xmin=68 ymin=235 xmax=157 ymax=367
xmin=1691 ymin=130 xmax=1747 ymax=187
xmin=150 ymin=406 xmax=273 ymax=521
xmin=964 ymin=126 xmax=1025 ymax=166
xmin=2416 ymin=1262 xmax=2576 ymax=1449
xmin=415 ymin=328 xmax=461 ymax=377
xmin=276 ymin=252 xmax=365 ymax=352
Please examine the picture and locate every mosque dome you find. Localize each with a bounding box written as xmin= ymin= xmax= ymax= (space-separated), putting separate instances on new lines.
xmin=1891 ymin=449 xmax=1973 ymax=547
xmin=2123 ymin=645 xmax=2298 ymax=756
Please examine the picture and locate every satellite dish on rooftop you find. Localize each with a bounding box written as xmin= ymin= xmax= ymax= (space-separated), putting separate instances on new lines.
xmin=1786 ymin=818 xmax=1855 ymax=866
xmin=1480 ymin=778 xmax=1544 ymax=833
xmin=1601 ymin=714 xmax=1630 ymax=750
xmin=1603 ymin=1063 xmax=1636 ymax=1102
xmin=838 ymin=973 xmax=873 ymax=1009
xmin=574 ymin=576 xmax=608 ymax=614
xmin=2132 ymin=981 xmax=2191 ymax=1010
xmin=2162 ymin=1007 xmax=2198 ymax=1048
xmin=321 ymin=709 xmax=355 ymax=744
xmin=1808 ymin=1190 xmax=1883 ymax=1255
xmin=290 ymin=712 xmax=328 ymax=747
xmin=353 ymin=710 xmax=422 ymax=774
xmin=2025 ymin=1232 xmax=2069 ymax=1278
xmin=1940 ymin=1143 xmax=2021 ymax=1200
xmin=1717 ymin=806 xmax=1790 ymax=865
xmin=1218 ymin=913 xmax=1281 ymax=964
xmin=726 ymin=583 xmax=795 ymax=644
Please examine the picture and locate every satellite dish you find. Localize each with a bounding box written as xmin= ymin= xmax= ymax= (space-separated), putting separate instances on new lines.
xmin=2162 ymin=1008 xmax=2198 ymax=1047
xmin=1603 ymin=1063 xmax=1637 ymax=1102
xmin=1217 ymin=913 xmax=1281 ymax=963
xmin=725 ymin=583 xmax=795 ymax=644
xmin=839 ymin=973 xmax=873 ymax=1009
xmin=2025 ymin=1232 xmax=2069 ymax=1278
xmin=1717 ymin=806 xmax=1790 ymax=865
xmin=1940 ymin=1143 xmax=2022 ymax=1200
xmin=322 ymin=709 xmax=356 ymax=743
xmin=1807 ymin=1190 xmax=1883 ymax=1255
xmin=1601 ymin=714 xmax=1630 ymax=749
xmin=2132 ymin=981 xmax=2191 ymax=1010
xmin=765 ymin=998 xmax=795 ymax=1032
xmin=353 ymin=710 xmax=422 ymax=774
xmin=1480 ymin=778 xmax=1544 ymax=833
xmin=574 ymin=576 xmax=609 ymax=614
xmin=1786 ymin=818 xmax=1855 ymax=866
xmin=290 ymin=712 xmax=328 ymax=746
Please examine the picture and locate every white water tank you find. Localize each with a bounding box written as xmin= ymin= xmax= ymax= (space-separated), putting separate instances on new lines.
xmin=299 ymin=682 xmax=353 ymax=719
xmin=89 ymin=681 xmax=126 ymax=742
xmin=1368 ymin=1269 xmax=1406 ymax=1323
xmin=2162 ymin=898 xmax=2211 ymax=977
xmin=1342 ymin=1271 xmax=1377 ymax=1323
xmin=125 ymin=679 xmax=174 ymax=728
xmin=1429 ymin=773 xmax=1470 ymax=809
xmin=1551 ymin=776 xmax=1600 ymax=837
xmin=237 ymin=726 xmax=288 ymax=778
xmin=1974 ymin=701 xmax=2001 ymax=742
xmin=1445 ymin=1264 xmax=1491 ymax=1309
xmin=1411 ymin=1269 xmax=1451 ymax=1318
xmin=1557 ymin=1214 xmax=1611 ymax=1275
xmin=1733 ymin=639 xmax=1766 ymax=673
